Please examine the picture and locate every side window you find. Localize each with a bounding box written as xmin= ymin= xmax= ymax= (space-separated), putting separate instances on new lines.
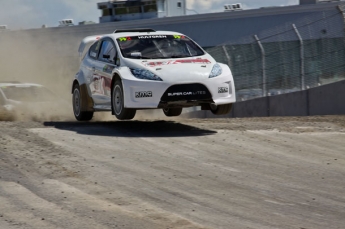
xmin=98 ymin=40 xmax=117 ymax=64
xmin=89 ymin=40 xmax=101 ymax=60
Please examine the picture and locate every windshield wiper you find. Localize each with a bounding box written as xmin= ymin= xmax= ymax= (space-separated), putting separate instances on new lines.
xmin=128 ymin=56 xmax=153 ymax=59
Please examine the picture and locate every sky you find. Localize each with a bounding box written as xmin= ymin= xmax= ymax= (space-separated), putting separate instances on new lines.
xmin=0 ymin=0 xmax=299 ymax=30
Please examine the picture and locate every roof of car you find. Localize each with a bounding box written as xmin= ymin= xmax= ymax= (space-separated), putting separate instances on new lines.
xmin=78 ymin=30 xmax=185 ymax=55
xmin=105 ymin=30 xmax=184 ymax=39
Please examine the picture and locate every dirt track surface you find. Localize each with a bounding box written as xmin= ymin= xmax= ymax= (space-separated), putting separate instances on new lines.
xmin=1 ymin=116 xmax=345 ymax=229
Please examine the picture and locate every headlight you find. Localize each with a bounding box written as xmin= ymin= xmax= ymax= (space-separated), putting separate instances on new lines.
xmin=209 ymin=63 xmax=222 ymax=78
xmin=130 ymin=68 xmax=162 ymax=81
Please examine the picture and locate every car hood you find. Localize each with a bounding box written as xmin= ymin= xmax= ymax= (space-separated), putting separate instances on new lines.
xmin=122 ymin=54 xmax=217 ymax=82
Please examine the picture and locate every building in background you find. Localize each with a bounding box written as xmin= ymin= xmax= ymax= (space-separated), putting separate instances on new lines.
xmin=224 ymin=3 xmax=243 ymax=12
xmin=58 ymin=19 xmax=74 ymax=27
xmin=97 ymin=0 xmax=186 ymax=23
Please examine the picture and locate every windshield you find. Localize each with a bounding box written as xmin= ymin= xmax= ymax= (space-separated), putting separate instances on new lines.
xmin=117 ymin=35 xmax=205 ymax=59
xmin=1 ymin=86 xmax=57 ymax=102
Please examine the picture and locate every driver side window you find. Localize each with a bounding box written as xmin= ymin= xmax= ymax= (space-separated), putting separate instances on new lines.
xmin=98 ymin=40 xmax=117 ymax=64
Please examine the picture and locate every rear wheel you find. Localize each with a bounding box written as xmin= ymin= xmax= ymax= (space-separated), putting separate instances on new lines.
xmin=72 ymin=84 xmax=93 ymax=121
xmin=163 ymin=108 xmax=183 ymax=117
xmin=112 ymin=80 xmax=136 ymax=120
xmin=211 ymin=104 xmax=233 ymax=115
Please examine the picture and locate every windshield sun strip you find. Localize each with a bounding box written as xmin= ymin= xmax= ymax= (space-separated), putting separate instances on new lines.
xmin=116 ymin=35 xmax=205 ymax=59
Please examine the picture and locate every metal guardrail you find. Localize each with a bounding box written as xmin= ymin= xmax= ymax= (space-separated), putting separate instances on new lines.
xmin=206 ymin=4 xmax=345 ymax=101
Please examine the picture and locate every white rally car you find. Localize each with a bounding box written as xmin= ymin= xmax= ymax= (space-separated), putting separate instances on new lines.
xmin=72 ymin=28 xmax=236 ymax=121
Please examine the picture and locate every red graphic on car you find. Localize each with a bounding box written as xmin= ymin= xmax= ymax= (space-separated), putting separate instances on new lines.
xmin=91 ymin=75 xmax=111 ymax=96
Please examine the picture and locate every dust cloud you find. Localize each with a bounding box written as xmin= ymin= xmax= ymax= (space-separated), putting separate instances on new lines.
xmin=0 ymin=29 xmax=181 ymax=122
xmin=0 ymin=29 xmax=79 ymax=121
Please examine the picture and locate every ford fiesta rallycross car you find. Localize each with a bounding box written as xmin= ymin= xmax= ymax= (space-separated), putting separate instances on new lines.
xmin=72 ymin=28 xmax=236 ymax=121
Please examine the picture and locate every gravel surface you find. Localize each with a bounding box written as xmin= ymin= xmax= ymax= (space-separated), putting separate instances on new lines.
xmin=0 ymin=116 xmax=345 ymax=229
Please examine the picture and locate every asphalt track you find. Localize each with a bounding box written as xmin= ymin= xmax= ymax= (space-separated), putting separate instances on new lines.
xmin=0 ymin=116 xmax=345 ymax=229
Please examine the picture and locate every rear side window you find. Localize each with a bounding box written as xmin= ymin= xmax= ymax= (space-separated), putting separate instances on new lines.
xmin=89 ymin=40 xmax=101 ymax=59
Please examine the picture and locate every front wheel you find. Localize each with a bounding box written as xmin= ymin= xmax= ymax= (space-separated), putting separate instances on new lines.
xmin=163 ymin=108 xmax=183 ymax=117
xmin=72 ymin=84 xmax=93 ymax=121
xmin=211 ymin=104 xmax=233 ymax=115
xmin=112 ymin=80 xmax=136 ymax=120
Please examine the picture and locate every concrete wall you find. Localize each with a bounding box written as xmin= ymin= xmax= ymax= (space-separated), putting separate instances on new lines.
xmin=309 ymin=80 xmax=345 ymax=115
xmin=269 ymin=90 xmax=309 ymax=116
xmin=186 ymin=79 xmax=345 ymax=118
xmin=300 ymin=0 xmax=319 ymax=5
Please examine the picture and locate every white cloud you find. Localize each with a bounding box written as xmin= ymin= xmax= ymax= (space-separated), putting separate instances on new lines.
xmin=0 ymin=0 xmax=100 ymax=29
xmin=0 ymin=0 xmax=38 ymax=29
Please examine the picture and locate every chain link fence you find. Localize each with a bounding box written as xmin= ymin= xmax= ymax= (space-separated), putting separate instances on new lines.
xmin=206 ymin=3 xmax=345 ymax=101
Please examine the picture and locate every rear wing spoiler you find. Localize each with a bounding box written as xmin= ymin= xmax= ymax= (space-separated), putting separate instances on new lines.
xmin=78 ymin=35 xmax=104 ymax=58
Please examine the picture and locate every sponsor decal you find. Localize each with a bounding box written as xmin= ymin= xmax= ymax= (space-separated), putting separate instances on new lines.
xmin=218 ymin=87 xmax=229 ymax=93
xmin=173 ymin=35 xmax=186 ymax=39
xmin=119 ymin=37 xmax=132 ymax=42
xmin=168 ymin=91 xmax=206 ymax=97
xmin=135 ymin=91 xmax=152 ymax=98
xmin=91 ymin=75 xmax=111 ymax=96
xmin=143 ymin=59 xmax=211 ymax=67
xmin=138 ymin=35 xmax=167 ymax=39
xmin=103 ymin=64 xmax=114 ymax=74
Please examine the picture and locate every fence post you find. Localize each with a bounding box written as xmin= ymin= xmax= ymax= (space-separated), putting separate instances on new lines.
xmin=292 ymin=24 xmax=305 ymax=90
xmin=222 ymin=45 xmax=232 ymax=67
xmin=254 ymin=35 xmax=267 ymax=97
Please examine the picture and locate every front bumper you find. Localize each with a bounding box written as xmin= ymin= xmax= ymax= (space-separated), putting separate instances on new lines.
xmin=122 ymin=74 xmax=236 ymax=109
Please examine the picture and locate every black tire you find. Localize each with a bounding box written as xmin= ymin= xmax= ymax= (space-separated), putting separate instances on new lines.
xmin=72 ymin=84 xmax=93 ymax=121
xmin=112 ymin=80 xmax=136 ymax=120
xmin=211 ymin=104 xmax=233 ymax=115
xmin=163 ymin=107 xmax=183 ymax=117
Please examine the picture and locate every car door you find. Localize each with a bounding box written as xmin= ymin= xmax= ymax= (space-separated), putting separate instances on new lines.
xmin=89 ymin=38 xmax=118 ymax=110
